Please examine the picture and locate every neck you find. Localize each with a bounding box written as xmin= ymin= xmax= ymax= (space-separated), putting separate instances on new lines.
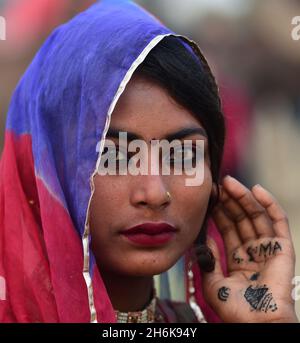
xmin=100 ymin=270 xmax=154 ymax=312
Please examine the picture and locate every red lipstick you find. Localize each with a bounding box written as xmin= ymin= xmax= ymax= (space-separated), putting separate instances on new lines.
xmin=121 ymin=222 xmax=177 ymax=246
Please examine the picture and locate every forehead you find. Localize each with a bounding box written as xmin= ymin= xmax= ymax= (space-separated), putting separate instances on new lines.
xmin=109 ymin=75 xmax=204 ymax=140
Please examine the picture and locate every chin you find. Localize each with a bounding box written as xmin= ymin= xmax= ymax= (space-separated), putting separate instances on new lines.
xmin=123 ymin=258 xmax=177 ymax=277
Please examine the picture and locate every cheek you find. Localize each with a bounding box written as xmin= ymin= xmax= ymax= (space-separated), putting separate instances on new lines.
xmin=173 ymin=168 xmax=212 ymax=238
xmin=89 ymin=176 xmax=124 ymax=241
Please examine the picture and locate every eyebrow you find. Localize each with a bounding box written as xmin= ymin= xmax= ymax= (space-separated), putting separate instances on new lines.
xmin=106 ymin=126 xmax=208 ymax=142
xmin=165 ymin=127 xmax=207 ymax=141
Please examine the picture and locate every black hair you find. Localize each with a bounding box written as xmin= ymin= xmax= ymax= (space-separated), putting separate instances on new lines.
xmin=136 ymin=36 xmax=225 ymax=272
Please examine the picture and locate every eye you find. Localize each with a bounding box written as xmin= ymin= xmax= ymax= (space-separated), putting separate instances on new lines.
xmin=164 ymin=143 xmax=205 ymax=171
xmin=164 ymin=145 xmax=195 ymax=164
xmin=100 ymin=145 xmax=128 ymax=172
xmin=116 ymin=149 xmax=128 ymax=162
xmin=102 ymin=145 xmax=128 ymax=161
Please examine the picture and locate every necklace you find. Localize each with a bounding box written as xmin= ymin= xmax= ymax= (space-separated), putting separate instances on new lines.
xmin=115 ymin=289 xmax=157 ymax=323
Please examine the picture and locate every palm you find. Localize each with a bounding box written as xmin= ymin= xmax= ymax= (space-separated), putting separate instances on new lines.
xmin=202 ymin=176 xmax=297 ymax=323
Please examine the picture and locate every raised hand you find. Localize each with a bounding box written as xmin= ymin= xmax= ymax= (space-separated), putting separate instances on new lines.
xmin=202 ymin=176 xmax=298 ymax=323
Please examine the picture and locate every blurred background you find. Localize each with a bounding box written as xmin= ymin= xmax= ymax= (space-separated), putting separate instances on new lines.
xmin=0 ymin=0 xmax=300 ymax=317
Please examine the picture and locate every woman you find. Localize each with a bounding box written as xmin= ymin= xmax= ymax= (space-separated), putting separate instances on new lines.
xmin=0 ymin=0 xmax=297 ymax=323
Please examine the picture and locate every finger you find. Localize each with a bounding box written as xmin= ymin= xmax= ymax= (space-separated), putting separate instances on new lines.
xmin=219 ymin=187 xmax=257 ymax=242
xmin=212 ymin=204 xmax=242 ymax=259
xmin=201 ymin=237 xmax=225 ymax=289
xmin=222 ymin=176 xmax=275 ymax=238
xmin=251 ymin=184 xmax=292 ymax=240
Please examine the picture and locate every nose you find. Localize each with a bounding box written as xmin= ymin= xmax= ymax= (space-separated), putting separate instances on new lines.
xmin=130 ymin=174 xmax=171 ymax=211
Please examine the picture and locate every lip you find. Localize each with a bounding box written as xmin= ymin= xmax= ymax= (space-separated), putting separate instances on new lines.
xmin=120 ymin=222 xmax=177 ymax=246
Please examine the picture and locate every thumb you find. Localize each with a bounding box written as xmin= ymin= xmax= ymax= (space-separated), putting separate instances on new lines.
xmin=201 ymin=237 xmax=225 ymax=299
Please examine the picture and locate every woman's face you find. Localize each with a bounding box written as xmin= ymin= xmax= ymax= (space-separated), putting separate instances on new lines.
xmin=90 ymin=75 xmax=212 ymax=277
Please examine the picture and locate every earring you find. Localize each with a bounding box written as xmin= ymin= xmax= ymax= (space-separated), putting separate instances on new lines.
xmin=187 ymin=259 xmax=207 ymax=323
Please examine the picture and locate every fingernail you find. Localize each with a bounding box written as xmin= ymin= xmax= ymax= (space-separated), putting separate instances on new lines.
xmin=223 ymin=175 xmax=232 ymax=182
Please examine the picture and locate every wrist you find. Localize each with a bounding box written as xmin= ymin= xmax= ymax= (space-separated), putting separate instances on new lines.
xmin=268 ymin=313 xmax=299 ymax=323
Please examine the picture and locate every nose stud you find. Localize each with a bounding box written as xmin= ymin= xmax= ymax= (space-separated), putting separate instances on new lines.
xmin=166 ymin=191 xmax=171 ymax=202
